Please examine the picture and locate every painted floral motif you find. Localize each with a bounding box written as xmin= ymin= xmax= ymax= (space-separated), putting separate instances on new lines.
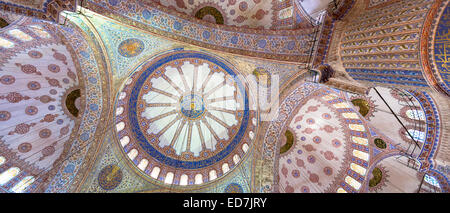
xmin=0 ymin=20 xmax=85 ymax=193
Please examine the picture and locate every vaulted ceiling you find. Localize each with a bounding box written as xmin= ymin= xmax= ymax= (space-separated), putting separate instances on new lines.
xmin=0 ymin=0 xmax=449 ymax=194
xmin=152 ymin=0 xmax=334 ymax=29
xmin=0 ymin=0 xmax=336 ymax=29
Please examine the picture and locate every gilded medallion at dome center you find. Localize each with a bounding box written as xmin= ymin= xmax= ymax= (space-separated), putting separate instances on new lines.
xmin=180 ymin=94 xmax=205 ymax=119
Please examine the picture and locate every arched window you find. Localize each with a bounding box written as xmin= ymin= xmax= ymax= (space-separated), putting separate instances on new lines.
xmin=345 ymin=176 xmax=362 ymax=190
xmin=119 ymin=92 xmax=126 ymax=100
xmin=0 ymin=37 xmax=14 ymax=48
xmin=11 ymin=176 xmax=35 ymax=193
xmin=350 ymin=163 xmax=367 ymax=176
xmin=0 ymin=156 xmax=5 ymax=166
xmin=249 ymin=131 xmax=254 ymax=140
xmin=8 ymin=29 xmax=32 ymax=41
xmin=406 ymin=110 xmax=425 ymax=121
xmin=150 ymin=167 xmax=160 ymax=179
xmin=116 ymin=107 xmax=124 ymax=116
xmin=116 ymin=122 xmax=125 ymax=131
xmin=127 ymin=149 xmax=138 ymax=161
xmin=233 ymin=154 xmax=240 ymax=164
xmin=164 ymin=172 xmax=174 ymax=184
xmin=222 ymin=163 xmax=230 ymax=173
xmin=0 ymin=167 xmax=20 ymax=185
xmin=120 ymin=136 xmax=130 ymax=147
xmin=242 ymin=143 xmax=249 ymax=153
xmin=179 ymin=174 xmax=188 ymax=186
xmin=29 ymin=25 xmax=51 ymax=38
xmin=424 ymin=174 xmax=441 ymax=188
xmin=353 ymin=150 xmax=369 ymax=161
xmin=209 ymin=170 xmax=217 ymax=181
xmin=194 ymin=174 xmax=203 ymax=185
xmin=278 ymin=7 xmax=294 ymax=20
xmin=349 ymin=124 xmax=365 ymax=132
xmin=137 ymin=159 xmax=148 ymax=171
xmin=406 ymin=129 xmax=426 ymax=143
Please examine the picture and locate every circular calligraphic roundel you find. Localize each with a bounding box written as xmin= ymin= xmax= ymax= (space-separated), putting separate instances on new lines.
xmin=118 ymin=38 xmax=145 ymax=57
xmin=114 ymin=50 xmax=257 ymax=186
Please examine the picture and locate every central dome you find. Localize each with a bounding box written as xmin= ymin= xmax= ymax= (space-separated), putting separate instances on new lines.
xmin=114 ymin=50 xmax=257 ymax=186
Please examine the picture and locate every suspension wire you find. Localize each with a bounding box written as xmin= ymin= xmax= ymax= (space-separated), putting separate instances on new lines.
xmin=392 ymin=88 xmax=422 ymax=158
xmin=373 ymin=87 xmax=420 ymax=149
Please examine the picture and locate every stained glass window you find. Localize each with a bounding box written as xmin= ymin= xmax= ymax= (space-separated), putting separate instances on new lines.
xmin=164 ymin=172 xmax=174 ymax=184
xmin=353 ymin=150 xmax=369 ymax=161
xmin=127 ymin=149 xmax=138 ymax=161
xmin=180 ymin=174 xmax=188 ymax=186
xmin=345 ymin=176 xmax=362 ymax=190
xmin=209 ymin=170 xmax=217 ymax=181
xmin=0 ymin=37 xmax=14 ymax=48
xmin=351 ymin=163 xmax=367 ymax=176
xmin=8 ymin=29 xmax=32 ymax=41
xmin=137 ymin=159 xmax=148 ymax=171
xmin=29 ymin=25 xmax=51 ymax=38
xmin=406 ymin=129 xmax=426 ymax=143
xmin=0 ymin=167 xmax=20 ymax=185
xmin=424 ymin=174 xmax=441 ymax=188
xmin=194 ymin=174 xmax=203 ymax=185
xmin=222 ymin=163 xmax=230 ymax=173
xmin=150 ymin=167 xmax=160 ymax=179
xmin=0 ymin=156 xmax=5 ymax=166
xmin=406 ymin=110 xmax=425 ymax=121
xmin=11 ymin=176 xmax=35 ymax=193
xmin=337 ymin=188 xmax=347 ymax=193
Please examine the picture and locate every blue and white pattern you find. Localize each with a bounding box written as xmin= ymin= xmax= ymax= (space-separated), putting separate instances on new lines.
xmin=114 ymin=49 xmax=257 ymax=186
